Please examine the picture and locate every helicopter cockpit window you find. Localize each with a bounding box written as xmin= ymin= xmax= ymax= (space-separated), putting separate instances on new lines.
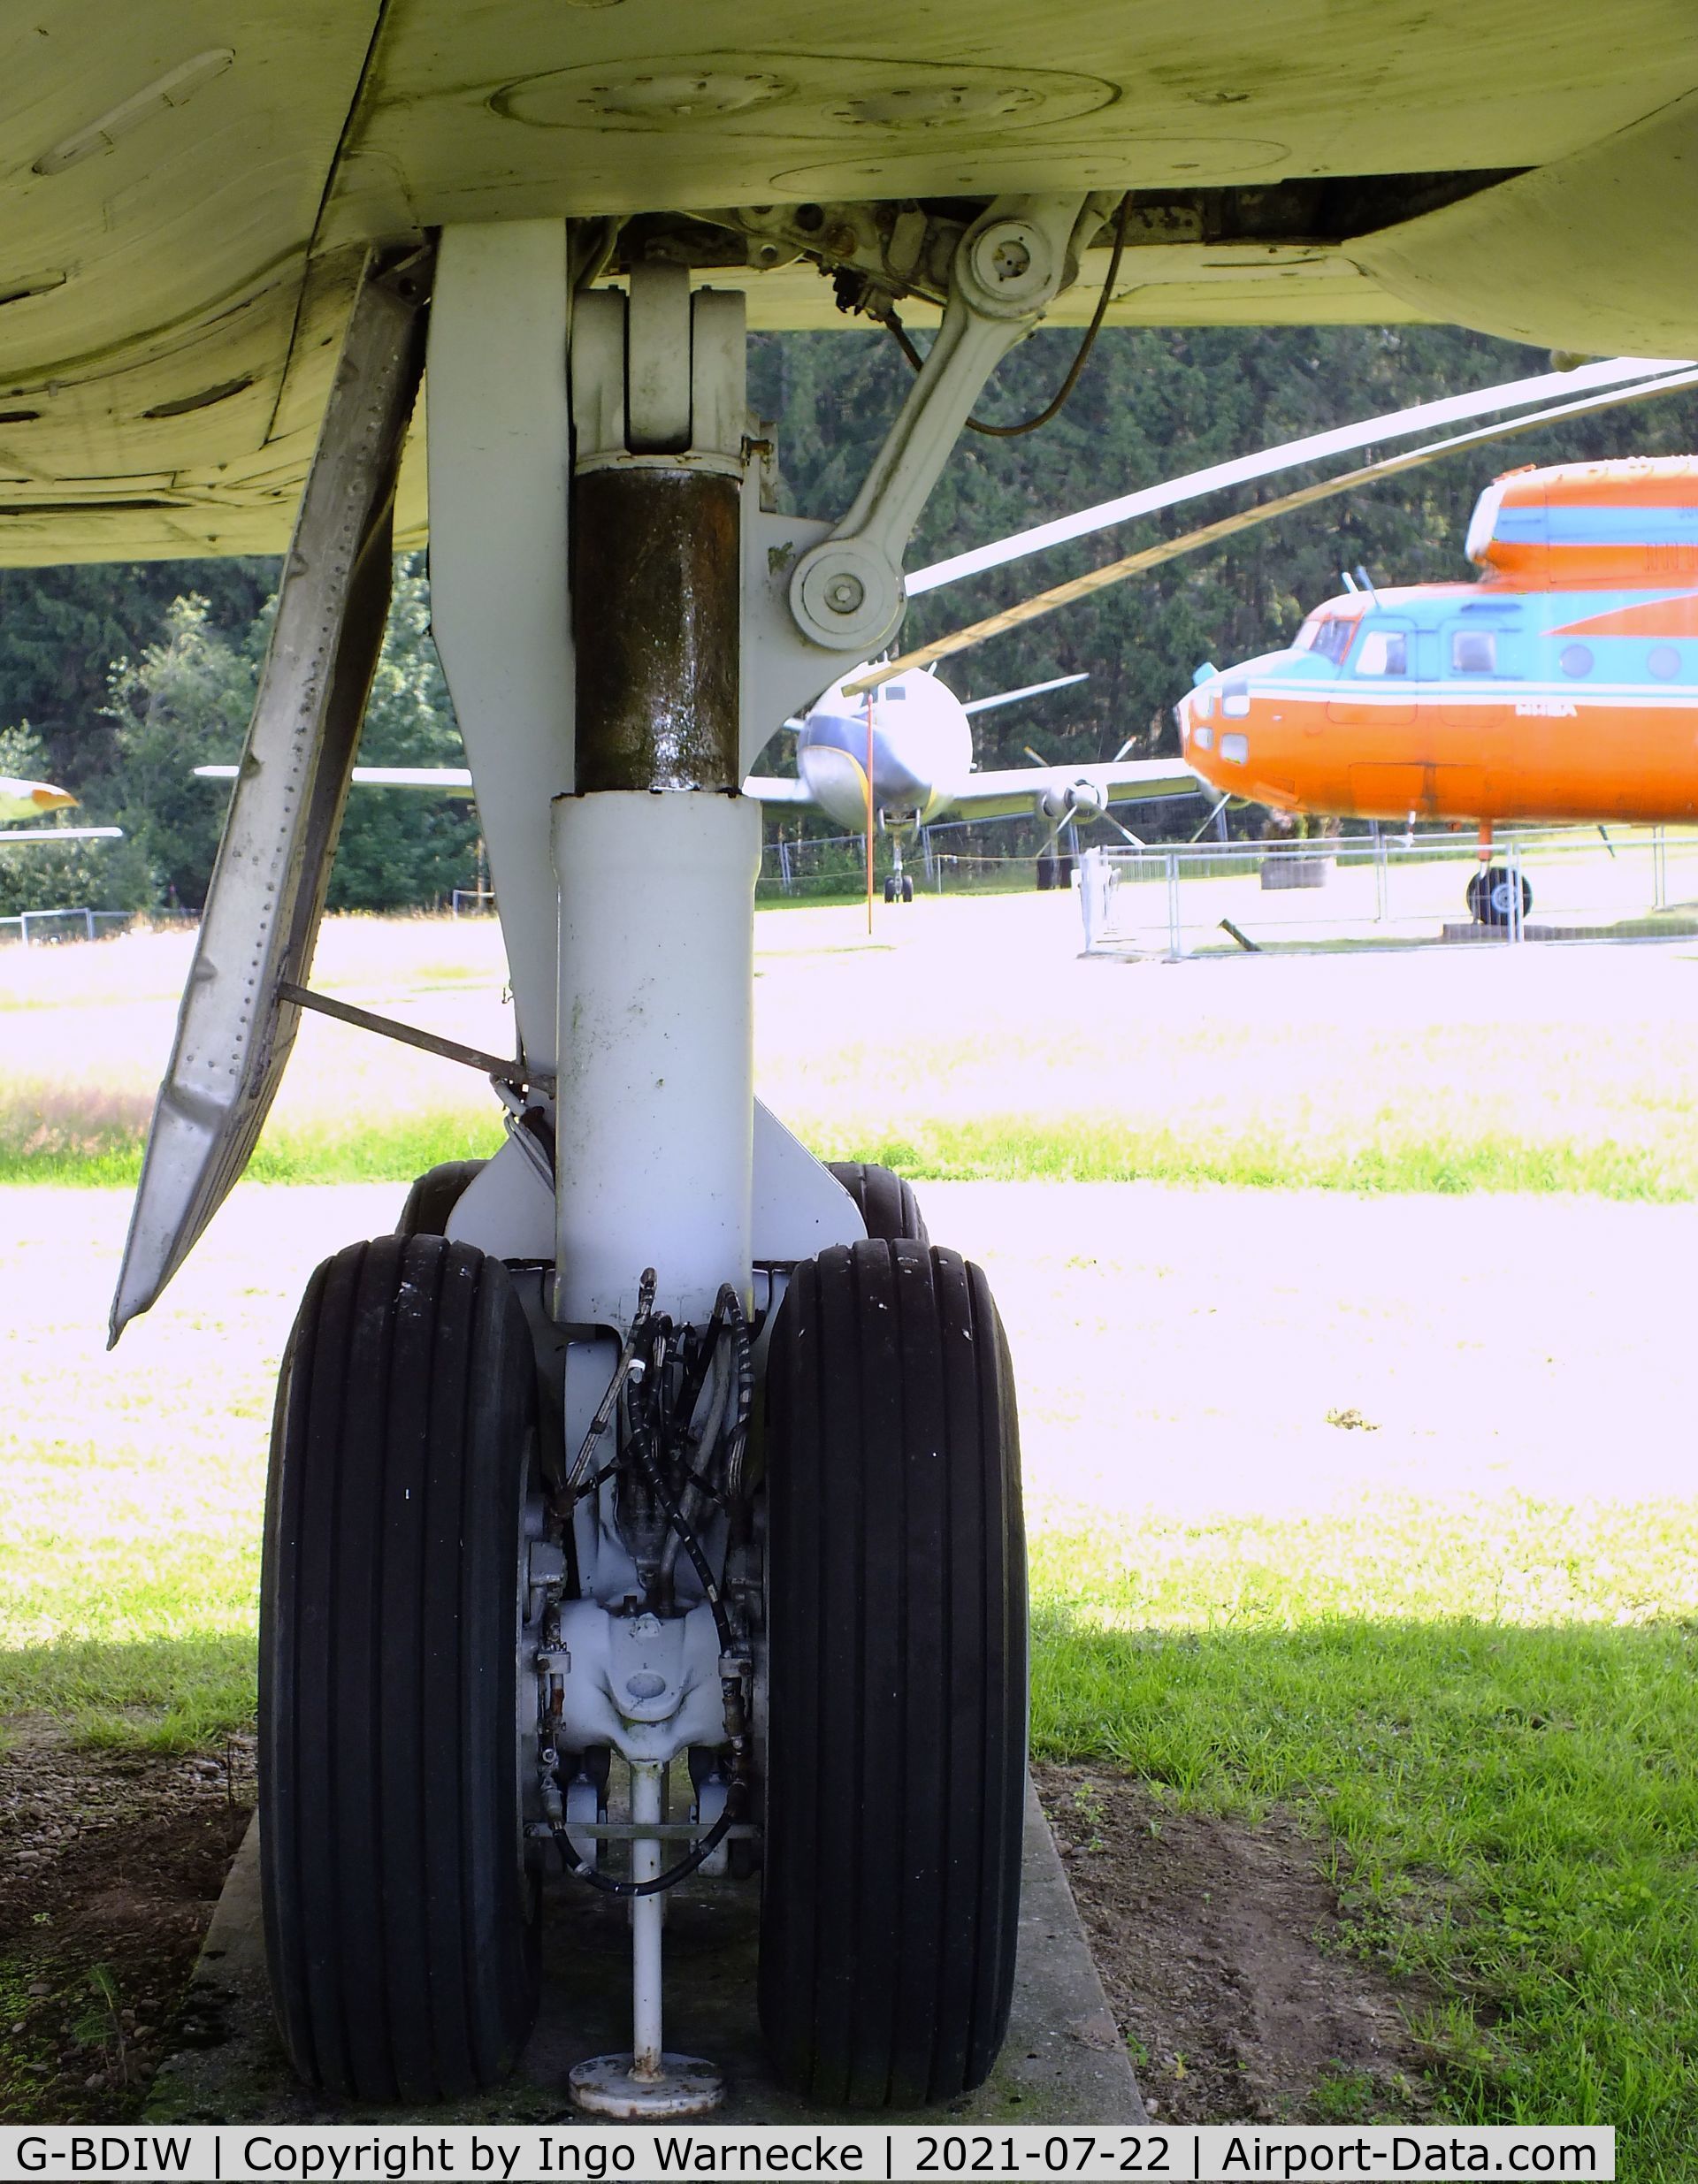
xmin=1353 ymin=630 xmax=1408 ymax=676
xmin=1450 ymin=630 xmax=1496 ymax=675
xmin=1305 ymin=617 xmax=1355 ymax=665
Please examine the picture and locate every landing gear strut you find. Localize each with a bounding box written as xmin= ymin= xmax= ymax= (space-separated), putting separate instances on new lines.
xmin=121 ymin=193 xmax=1105 ymax=2112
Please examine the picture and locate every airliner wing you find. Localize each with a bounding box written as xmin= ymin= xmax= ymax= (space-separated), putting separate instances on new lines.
xmin=0 ymin=826 xmax=122 ymax=844
xmin=947 ymin=757 xmax=1201 ymax=823
xmin=743 ymin=777 xmax=814 ymax=805
xmin=195 ymin=763 xmax=473 ymax=790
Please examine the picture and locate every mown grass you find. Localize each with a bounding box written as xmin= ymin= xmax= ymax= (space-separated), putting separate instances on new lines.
xmin=0 ymin=1412 xmax=267 ymax=1750
xmin=5 ymin=1093 xmax=1698 ymax=1201
xmin=1030 ymin=1497 xmax=1698 ymax=2170
xmin=0 ymin=1085 xmax=502 ymax=1189
xmin=816 ymin=1117 xmax=1698 ymax=1199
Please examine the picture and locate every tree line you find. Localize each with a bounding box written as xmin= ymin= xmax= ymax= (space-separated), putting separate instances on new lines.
xmin=1 ymin=317 xmax=1694 ymax=916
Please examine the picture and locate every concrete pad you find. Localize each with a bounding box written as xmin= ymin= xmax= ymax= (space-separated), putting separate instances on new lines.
xmin=148 ymin=1784 xmax=1143 ymax=2128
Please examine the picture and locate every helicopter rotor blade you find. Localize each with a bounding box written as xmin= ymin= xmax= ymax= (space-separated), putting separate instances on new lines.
xmin=906 ymin=353 xmax=1691 ymax=599
xmin=845 ymin=363 xmax=1698 ymax=693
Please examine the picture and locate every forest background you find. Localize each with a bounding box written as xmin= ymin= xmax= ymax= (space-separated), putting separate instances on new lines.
xmin=1 ymin=319 xmax=1694 ymax=917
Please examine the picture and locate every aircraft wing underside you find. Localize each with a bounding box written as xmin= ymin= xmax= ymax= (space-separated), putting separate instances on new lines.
xmin=948 ymin=759 xmax=1202 ymax=823
xmin=4 ymin=3 xmax=1696 ymax=569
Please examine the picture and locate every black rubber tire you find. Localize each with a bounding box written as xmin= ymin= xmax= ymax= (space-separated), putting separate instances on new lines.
xmin=395 ymin=1157 xmax=487 ymax=1238
xmin=900 ymin=874 xmax=914 ymax=903
xmin=1035 ymin=852 xmax=1056 ymax=891
xmin=883 ymin=874 xmax=897 ymax=904
xmin=760 ymin=1238 xmax=1027 ymax=2108
xmin=826 ymin=1159 xmax=929 ymax=1245
xmin=1466 ymin=865 xmax=1533 ymax=927
xmin=260 ymin=1233 xmax=541 ymax=2102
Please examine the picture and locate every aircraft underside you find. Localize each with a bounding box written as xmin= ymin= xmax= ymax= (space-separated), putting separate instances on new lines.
xmin=6 ymin=2 xmax=1698 ymax=564
xmin=27 ymin=0 xmax=1694 ymax=2117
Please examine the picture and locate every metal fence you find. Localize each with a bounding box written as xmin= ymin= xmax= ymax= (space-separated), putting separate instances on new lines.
xmin=1080 ymin=826 xmax=1698 ymax=958
xmin=759 ymin=814 xmax=1086 ymax=899
xmin=0 ymin=906 xmax=199 ymax=946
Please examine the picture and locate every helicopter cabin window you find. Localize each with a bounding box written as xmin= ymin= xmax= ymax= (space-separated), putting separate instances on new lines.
xmin=883 ymin=685 xmax=906 ymax=699
xmin=1220 ymin=732 xmax=1249 ymax=765
xmin=1558 ymin=643 xmax=1594 ymax=678
xmin=1648 ymin=645 xmax=1681 ymax=681
xmin=1353 ymin=629 xmax=1408 ymax=676
xmin=1450 ymin=630 xmax=1496 ymax=675
xmin=1193 ymin=724 xmax=1213 ymax=751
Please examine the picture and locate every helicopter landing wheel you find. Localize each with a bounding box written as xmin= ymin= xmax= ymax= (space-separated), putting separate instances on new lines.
xmin=1466 ymin=865 xmax=1533 ymax=927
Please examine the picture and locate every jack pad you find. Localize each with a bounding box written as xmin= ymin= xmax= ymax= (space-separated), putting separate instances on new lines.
xmin=570 ymin=2052 xmax=725 ymax=2119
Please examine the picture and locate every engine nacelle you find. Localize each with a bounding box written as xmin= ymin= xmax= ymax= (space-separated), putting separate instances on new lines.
xmin=1037 ymin=779 xmax=1105 ymax=822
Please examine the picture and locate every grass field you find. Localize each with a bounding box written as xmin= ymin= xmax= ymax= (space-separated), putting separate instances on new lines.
xmin=3 ymin=901 xmax=1697 ymax=2153
xmin=6 ymin=897 xmax=1698 ymax=1197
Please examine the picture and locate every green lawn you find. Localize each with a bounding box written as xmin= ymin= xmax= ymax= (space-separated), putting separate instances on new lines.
xmin=6 ymin=1451 xmax=1695 ymax=2165
xmin=1031 ymin=1498 xmax=1698 ymax=2170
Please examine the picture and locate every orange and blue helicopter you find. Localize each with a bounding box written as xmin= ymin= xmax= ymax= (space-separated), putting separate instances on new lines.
xmin=1180 ymin=455 xmax=1698 ymax=922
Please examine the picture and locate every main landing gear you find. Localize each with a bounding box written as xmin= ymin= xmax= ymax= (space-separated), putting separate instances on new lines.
xmin=1467 ymin=823 xmax=1532 ymax=928
xmin=883 ymin=830 xmax=917 ymax=904
xmin=1466 ymin=865 xmax=1533 ymax=926
xmin=119 ymin=195 xmax=1109 ymax=2114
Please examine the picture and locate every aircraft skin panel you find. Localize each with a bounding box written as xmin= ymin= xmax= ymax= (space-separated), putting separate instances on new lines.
xmin=323 ymin=2 xmax=1693 ymax=233
xmin=4 ymin=4 xmax=1698 ymax=564
xmin=1197 ymin=684 xmax=1698 ymax=825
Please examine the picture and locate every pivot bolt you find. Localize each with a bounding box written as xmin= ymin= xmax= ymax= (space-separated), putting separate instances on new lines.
xmin=963 ymin=217 xmax=1058 ymax=314
xmin=988 ymin=234 xmax=1031 ymax=284
xmin=824 ymin=572 xmax=866 ymax=615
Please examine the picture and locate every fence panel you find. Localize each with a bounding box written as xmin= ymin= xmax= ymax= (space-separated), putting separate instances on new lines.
xmin=1082 ymin=827 xmax=1698 ymax=957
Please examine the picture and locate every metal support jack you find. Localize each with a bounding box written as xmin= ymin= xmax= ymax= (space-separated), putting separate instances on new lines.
xmin=568 ymin=1761 xmax=725 ymax=2119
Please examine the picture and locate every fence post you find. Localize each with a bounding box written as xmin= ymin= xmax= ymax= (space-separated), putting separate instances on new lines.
xmin=777 ymin=837 xmax=793 ymax=895
xmin=1372 ymin=821 xmax=1388 ymax=923
xmin=1166 ymin=849 xmax=1182 ymax=959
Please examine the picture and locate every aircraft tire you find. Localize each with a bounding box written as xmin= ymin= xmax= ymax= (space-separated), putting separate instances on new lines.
xmin=260 ymin=1234 xmax=541 ymax=2102
xmin=760 ymin=1239 xmax=1027 ymax=2106
xmin=395 ymin=1157 xmax=487 ymax=1237
xmin=1466 ymin=866 xmax=1534 ymax=927
xmin=901 ymin=875 xmax=914 ymax=903
xmin=827 ymin=1159 xmax=929 ymax=1245
xmin=883 ymin=874 xmax=897 ymax=903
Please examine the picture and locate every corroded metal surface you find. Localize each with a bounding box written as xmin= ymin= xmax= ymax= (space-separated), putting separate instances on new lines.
xmin=574 ymin=467 xmax=741 ymax=792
